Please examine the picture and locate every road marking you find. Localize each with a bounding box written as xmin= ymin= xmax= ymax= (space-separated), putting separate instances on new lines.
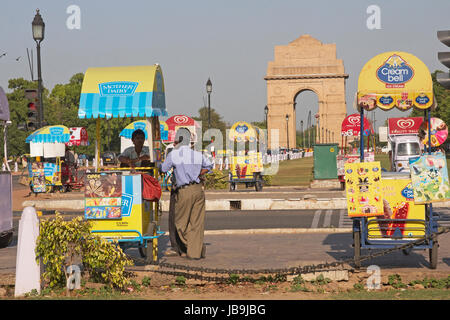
xmin=311 ymin=210 xmax=322 ymax=229
xmin=339 ymin=209 xmax=352 ymax=228
xmin=323 ymin=210 xmax=332 ymax=227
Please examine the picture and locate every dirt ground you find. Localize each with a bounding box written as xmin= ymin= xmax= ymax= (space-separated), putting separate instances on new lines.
xmin=5 ymin=178 xmax=450 ymax=300
xmin=1 ymin=268 xmax=450 ymax=300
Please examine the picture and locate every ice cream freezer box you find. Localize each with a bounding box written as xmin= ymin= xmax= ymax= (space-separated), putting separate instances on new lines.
xmin=366 ymin=173 xmax=426 ymax=241
xmin=351 ymin=171 xmax=440 ymax=269
xmin=83 ymin=172 xmax=162 ymax=261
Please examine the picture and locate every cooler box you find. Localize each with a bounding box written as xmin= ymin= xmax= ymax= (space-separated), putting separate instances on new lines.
xmin=84 ymin=172 xmax=152 ymax=239
xmin=313 ymin=144 xmax=338 ymax=179
xmin=367 ymin=172 xmax=426 ymax=240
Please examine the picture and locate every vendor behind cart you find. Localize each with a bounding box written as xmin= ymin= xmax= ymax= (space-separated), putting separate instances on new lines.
xmin=118 ymin=129 xmax=152 ymax=168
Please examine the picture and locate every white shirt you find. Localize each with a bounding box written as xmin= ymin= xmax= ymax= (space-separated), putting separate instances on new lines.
xmin=119 ymin=146 xmax=150 ymax=167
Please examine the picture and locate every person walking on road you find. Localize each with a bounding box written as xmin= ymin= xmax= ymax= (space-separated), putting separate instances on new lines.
xmin=158 ymin=128 xmax=213 ymax=260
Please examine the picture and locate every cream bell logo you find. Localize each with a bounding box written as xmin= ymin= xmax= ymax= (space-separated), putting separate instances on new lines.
xmin=376 ymin=55 xmax=414 ymax=88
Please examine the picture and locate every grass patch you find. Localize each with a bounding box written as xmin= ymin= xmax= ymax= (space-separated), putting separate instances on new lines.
xmin=268 ymin=157 xmax=314 ymax=186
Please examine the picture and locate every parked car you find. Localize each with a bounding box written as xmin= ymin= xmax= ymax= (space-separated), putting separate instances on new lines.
xmin=102 ymin=151 xmax=118 ymax=166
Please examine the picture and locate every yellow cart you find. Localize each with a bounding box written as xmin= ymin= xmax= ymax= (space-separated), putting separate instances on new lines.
xmin=78 ymin=65 xmax=167 ymax=263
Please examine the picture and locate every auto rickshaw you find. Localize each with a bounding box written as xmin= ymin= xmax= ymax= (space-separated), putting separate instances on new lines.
xmin=77 ymin=64 xmax=167 ymax=263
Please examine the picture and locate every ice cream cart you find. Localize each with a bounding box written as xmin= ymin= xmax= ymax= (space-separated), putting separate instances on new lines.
xmin=78 ymin=65 xmax=167 ymax=263
xmin=350 ymin=51 xmax=447 ymax=269
xmin=26 ymin=125 xmax=71 ymax=193
xmin=228 ymin=121 xmax=264 ymax=191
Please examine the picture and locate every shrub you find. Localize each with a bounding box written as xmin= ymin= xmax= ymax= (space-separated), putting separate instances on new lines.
xmin=204 ymin=169 xmax=228 ymax=190
xmin=35 ymin=213 xmax=133 ymax=290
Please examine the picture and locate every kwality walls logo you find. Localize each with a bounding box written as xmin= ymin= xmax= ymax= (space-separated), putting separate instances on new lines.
xmin=376 ymin=54 xmax=414 ymax=88
xmin=99 ymin=81 xmax=139 ymax=96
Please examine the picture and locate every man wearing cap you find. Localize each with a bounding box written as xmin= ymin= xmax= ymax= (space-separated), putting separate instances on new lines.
xmin=158 ymin=128 xmax=213 ymax=260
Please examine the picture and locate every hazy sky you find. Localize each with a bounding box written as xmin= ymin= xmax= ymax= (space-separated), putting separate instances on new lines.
xmin=1 ymin=0 xmax=449 ymax=131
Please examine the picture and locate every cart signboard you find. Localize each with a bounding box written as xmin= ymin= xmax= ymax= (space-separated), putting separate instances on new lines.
xmin=388 ymin=117 xmax=423 ymax=135
xmin=345 ymin=161 xmax=383 ymax=217
xmin=85 ymin=172 xmax=122 ymax=219
xmin=409 ymin=152 xmax=450 ymax=204
xmin=341 ymin=114 xmax=373 ymax=137
xmin=368 ymin=176 xmax=425 ymax=240
xmin=231 ymin=153 xmax=263 ymax=179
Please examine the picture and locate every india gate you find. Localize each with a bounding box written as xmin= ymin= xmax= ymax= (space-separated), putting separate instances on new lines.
xmin=265 ymin=34 xmax=348 ymax=150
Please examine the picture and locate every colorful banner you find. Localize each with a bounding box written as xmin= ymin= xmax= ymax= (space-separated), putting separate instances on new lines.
xmin=409 ymin=152 xmax=450 ymax=204
xmin=85 ymin=172 xmax=122 ymax=219
xmin=418 ymin=117 xmax=448 ymax=147
xmin=345 ymin=161 xmax=383 ymax=217
xmin=368 ymin=178 xmax=425 ymax=240
xmin=357 ymin=51 xmax=434 ymax=111
xmin=388 ymin=117 xmax=423 ymax=135
xmin=341 ymin=114 xmax=373 ymax=137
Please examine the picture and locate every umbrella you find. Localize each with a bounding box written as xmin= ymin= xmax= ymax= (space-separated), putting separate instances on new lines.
xmin=26 ymin=125 xmax=71 ymax=143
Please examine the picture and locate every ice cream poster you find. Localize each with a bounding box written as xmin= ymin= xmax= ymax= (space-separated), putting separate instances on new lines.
xmin=368 ymin=179 xmax=425 ymax=240
xmin=345 ymin=161 xmax=383 ymax=217
xmin=84 ymin=172 xmax=122 ymax=219
xmin=409 ymin=152 xmax=450 ymax=204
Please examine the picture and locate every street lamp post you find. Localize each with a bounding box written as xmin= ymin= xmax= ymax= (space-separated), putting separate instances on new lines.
xmin=206 ymin=78 xmax=212 ymax=129
xmin=300 ymin=120 xmax=304 ymax=149
xmin=264 ymin=105 xmax=268 ymax=129
xmin=32 ymin=9 xmax=45 ymax=129
xmin=285 ymin=114 xmax=289 ymax=159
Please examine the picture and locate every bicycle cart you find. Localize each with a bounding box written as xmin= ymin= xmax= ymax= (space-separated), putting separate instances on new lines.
xmin=26 ymin=125 xmax=71 ymax=193
xmin=26 ymin=125 xmax=87 ymax=193
xmin=350 ymin=51 xmax=447 ymax=269
xmin=77 ymin=64 xmax=168 ymax=263
xmin=228 ymin=121 xmax=264 ymax=191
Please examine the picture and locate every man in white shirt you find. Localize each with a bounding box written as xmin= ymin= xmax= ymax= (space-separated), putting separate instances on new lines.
xmin=118 ymin=129 xmax=151 ymax=168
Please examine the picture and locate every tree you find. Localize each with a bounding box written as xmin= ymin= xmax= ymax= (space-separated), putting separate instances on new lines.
xmin=193 ymin=107 xmax=227 ymax=148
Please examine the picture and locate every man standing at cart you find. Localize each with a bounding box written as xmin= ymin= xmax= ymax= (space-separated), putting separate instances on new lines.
xmin=158 ymin=128 xmax=213 ymax=260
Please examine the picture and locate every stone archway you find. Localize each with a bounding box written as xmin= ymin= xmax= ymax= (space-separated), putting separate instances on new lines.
xmin=265 ymin=35 xmax=348 ymax=150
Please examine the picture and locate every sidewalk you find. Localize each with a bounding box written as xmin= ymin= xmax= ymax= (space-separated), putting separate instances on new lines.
xmin=20 ymin=186 xmax=348 ymax=211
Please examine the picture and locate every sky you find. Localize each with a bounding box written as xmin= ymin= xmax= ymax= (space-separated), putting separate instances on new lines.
xmin=1 ymin=0 xmax=449 ymax=132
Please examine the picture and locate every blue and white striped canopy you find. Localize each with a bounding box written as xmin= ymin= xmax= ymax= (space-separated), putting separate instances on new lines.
xmin=26 ymin=125 xmax=71 ymax=143
xmin=78 ymin=65 xmax=168 ymax=119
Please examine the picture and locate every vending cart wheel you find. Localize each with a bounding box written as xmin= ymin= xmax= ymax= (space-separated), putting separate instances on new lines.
xmin=429 ymin=238 xmax=438 ymax=269
xmin=229 ymin=182 xmax=236 ymax=192
xmin=139 ymin=222 xmax=156 ymax=258
xmin=353 ymin=230 xmax=361 ymax=269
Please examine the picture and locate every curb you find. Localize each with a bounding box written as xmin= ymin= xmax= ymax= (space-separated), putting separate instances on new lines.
xmin=22 ymin=198 xmax=349 ymax=211
xmin=22 ymin=198 xmax=450 ymax=212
